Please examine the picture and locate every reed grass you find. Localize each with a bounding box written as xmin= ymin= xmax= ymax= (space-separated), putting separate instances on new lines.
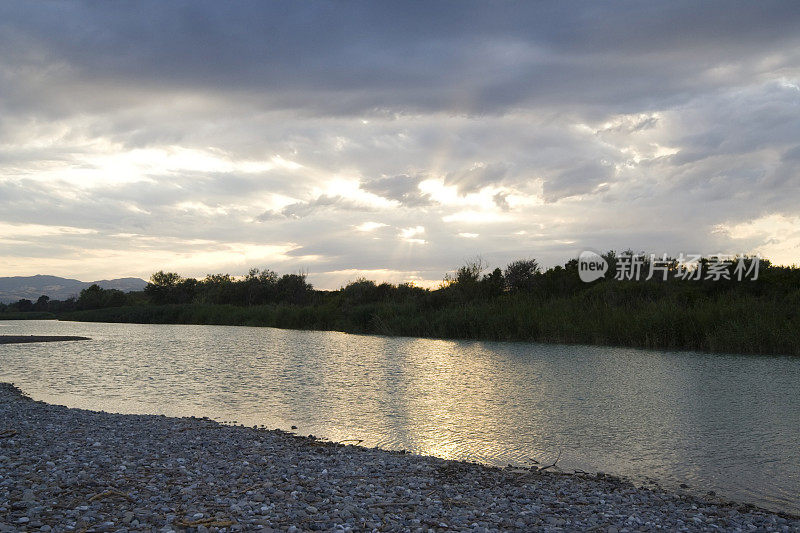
xmin=62 ymin=290 xmax=800 ymax=355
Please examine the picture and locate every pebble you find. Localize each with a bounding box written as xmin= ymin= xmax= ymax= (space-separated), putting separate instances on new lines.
xmin=1 ymin=382 xmax=797 ymax=532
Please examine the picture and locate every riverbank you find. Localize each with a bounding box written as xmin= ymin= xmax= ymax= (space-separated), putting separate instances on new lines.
xmin=1 ymin=383 xmax=796 ymax=532
xmin=0 ymin=335 xmax=90 ymax=344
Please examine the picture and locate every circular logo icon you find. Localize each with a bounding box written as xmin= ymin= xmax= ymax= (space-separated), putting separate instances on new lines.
xmin=578 ymin=250 xmax=608 ymax=282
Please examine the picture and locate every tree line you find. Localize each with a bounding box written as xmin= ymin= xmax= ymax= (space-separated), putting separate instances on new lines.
xmin=3 ymin=252 xmax=799 ymax=355
xmin=2 ymin=252 xmax=797 ymax=313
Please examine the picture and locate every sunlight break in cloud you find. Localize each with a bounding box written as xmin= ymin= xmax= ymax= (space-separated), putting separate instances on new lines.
xmin=354 ymin=222 xmax=389 ymax=232
xmin=399 ymin=226 xmax=426 ymax=244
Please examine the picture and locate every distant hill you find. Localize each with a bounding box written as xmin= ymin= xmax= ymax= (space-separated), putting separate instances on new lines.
xmin=0 ymin=275 xmax=147 ymax=303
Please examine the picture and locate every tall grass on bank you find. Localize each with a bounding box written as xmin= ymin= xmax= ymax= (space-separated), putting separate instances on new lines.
xmin=62 ymin=290 xmax=800 ymax=356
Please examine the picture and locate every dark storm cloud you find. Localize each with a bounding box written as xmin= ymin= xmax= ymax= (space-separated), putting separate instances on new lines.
xmin=3 ymin=1 xmax=800 ymax=116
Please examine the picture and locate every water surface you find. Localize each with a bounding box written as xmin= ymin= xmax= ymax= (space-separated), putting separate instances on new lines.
xmin=1 ymin=320 xmax=798 ymax=514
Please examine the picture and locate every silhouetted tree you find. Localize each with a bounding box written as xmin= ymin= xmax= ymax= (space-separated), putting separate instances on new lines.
xmin=145 ymin=271 xmax=183 ymax=304
xmin=276 ymin=273 xmax=313 ymax=305
xmin=342 ymin=278 xmax=380 ymax=305
xmin=199 ymin=273 xmax=235 ymax=304
xmin=78 ymin=284 xmax=125 ymax=310
xmin=244 ymin=268 xmax=279 ymax=305
xmin=33 ymin=295 xmax=50 ymax=311
xmin=482 ymin=267 xmax=505 ymax=298
xmin=455 ymin=257 xmax=484 ymax=284
xmin=504 ymin=259 xmax=540 ymax=292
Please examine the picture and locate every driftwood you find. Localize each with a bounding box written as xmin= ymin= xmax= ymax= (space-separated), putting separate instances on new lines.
xmin=538 ymin=449 xmax=562 ymax=471
xmin=174 ymin=517 xmax=235 ymax=527
xmin=337 ymin=438 xmax=364 ymax=445
xmin=88 ymin=489 xmax=134 ymax=502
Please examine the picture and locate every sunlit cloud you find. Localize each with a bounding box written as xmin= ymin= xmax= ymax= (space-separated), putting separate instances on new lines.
xmin=399 ymin=226 xmax=426 ymax=244
xmin=354 ymin=221 xmax=389 ymax=232
xmin=7 ymin=143 xmax=286 ymax=187
xmin=0 ymin=222 xmax=97 ymax=238
xmin=715 ymin=214 xmax=800 ymax=266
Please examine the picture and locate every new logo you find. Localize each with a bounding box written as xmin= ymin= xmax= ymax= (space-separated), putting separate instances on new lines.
xmin=578 ymin=250 xmax=608 ymax=282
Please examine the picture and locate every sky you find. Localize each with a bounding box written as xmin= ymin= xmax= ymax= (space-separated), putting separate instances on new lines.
xmin=1 ymin=1 xmax=799 ymax=289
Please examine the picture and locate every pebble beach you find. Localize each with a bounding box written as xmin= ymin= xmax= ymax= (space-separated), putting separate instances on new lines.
xmin=1 ymin=383 xmax=797 ymax=532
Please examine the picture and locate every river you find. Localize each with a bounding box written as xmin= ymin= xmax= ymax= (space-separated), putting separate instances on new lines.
xmin=1 ymin=320 xmax=798 ymax=514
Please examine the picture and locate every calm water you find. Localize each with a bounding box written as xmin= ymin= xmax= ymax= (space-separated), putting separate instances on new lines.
xmin=1 ymin=320 xmax=798 ymax=514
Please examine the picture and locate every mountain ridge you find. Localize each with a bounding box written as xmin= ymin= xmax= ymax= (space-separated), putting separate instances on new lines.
xmin=0 ymin=275 xmax=147 ymax=303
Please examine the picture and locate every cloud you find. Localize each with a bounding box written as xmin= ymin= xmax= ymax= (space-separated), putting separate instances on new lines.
xmin=262 ymin=195 xmax=354 ymax=220
xmin=360 ymin=174 xmax=431 ymax=207
xmin=354 ymin=222 xmax=389 ymax=232
xmin=1 ymin=2 xmax=799 ymax=286
xmin=715 ymin=214 xmax=800 ymax=266
xmin=2 ymin=2 xmax=799 ymax=119
xmin=444 ymin=162 xmax=509 ymax=193
xmin=399 ymin=226 xmax=426 ymax=244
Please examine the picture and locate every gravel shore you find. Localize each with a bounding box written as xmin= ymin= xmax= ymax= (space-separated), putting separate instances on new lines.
xmin=1 ymin=383 xmax=797 ymax=532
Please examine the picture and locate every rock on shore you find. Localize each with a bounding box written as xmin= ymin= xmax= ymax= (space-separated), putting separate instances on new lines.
xmin=0 ymin=383 xmax=796 ymax=532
